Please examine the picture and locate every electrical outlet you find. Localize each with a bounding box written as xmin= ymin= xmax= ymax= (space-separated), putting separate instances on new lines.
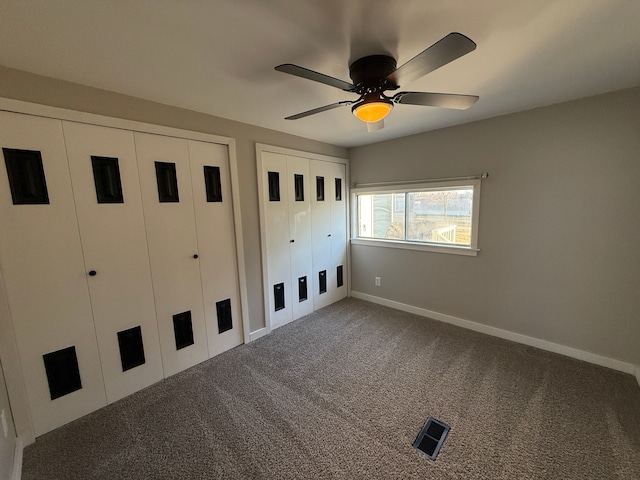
xmin=375 ymin=276 xmax=381 ymax=287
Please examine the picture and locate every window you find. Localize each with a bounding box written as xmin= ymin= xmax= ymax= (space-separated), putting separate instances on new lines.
xmin=352 ymin=179 xmax=481 ymax=256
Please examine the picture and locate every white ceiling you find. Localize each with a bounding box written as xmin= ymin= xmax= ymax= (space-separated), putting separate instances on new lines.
xmin=1 ymin=0 xmax=639 ymax=148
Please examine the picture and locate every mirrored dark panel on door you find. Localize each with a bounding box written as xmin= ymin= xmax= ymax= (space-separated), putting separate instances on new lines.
xmin=204 ymin=165 xmax=222 ymax=202
xmin=91 ymin=156 xmax=124 ymax=203
xmin=268 ymin=171 xmax=280 ymax=201
xmin=274 ymin=282 xmax=285 ymax=311
xmin=117 ymin=326 xmax=146 ymax=371
xmin=294 ymin=174 xmax=304 ymax=201
xmin=316 ymin=176 xmax=325 ymax=201
xmin=3 ymin=148 xmax=50 ymax=205
xmin=319 ymin=270 xmax=327 ymax=294
xmin=216 ymin=298 xmax=233 ymax=334
xmin=43 ymin=346 xmax=82 ymax=400
xmin=155 ymin=161 xmax=180 ymax=202
xmin=298 ymin=276 xmax=308 ymax=302
xmin=173 ymin=311 xmax=194 ymax=350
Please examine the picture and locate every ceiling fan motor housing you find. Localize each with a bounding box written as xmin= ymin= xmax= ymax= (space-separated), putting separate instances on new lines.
xmin=349 ymin=55 xmax=398 ymax=94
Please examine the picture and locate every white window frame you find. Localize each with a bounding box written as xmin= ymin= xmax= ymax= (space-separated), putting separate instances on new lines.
xmin=350 ymin=179 xmax=481 ymax=256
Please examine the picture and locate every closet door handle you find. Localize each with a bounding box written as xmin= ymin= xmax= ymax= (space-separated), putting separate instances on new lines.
xmin=88 ymin=270 xmax=97 ymax=277
xmin=193 ymin=254 xmax=199 ymax=259
xmin=290 ymin=239 xmax=295 ymax=243
xmin=327 ymin=234 xmax=331 ymax=237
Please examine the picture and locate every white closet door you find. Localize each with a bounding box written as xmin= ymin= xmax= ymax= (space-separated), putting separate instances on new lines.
xmin=0 ymin=112 xmax=106 ymax=436
xmin=188 ymin=140 xmax=243 ymax=357
xmin=286 ymin=155 xmax=314 ymax=320
xmin=260 ymin=152 xmax=292 ymax=329
xmin=309 ymin=159 xmax=333 ymax=309
xmin=330 ymin=162 xmax=348 ymax=302
xmin=63 ymin=122 xmax=163 ymax=403
xmin=135 ymin=132 xmax=208 ymax=377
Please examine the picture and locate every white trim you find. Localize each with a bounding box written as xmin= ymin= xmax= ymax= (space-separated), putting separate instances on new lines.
xmin=11 ymin=438 xmax=23 ymax=480
xmin=226 ymin=141 xmax=251 ymax=345
xmin=0 ymin=98 xmax=231 ymax=145
xmin=255 ymin=143 xmax=347 ymax=165
xmin=0 ymin=272 xmax=35 ymax=446
xmin=350 ymin=291 xmax=637 ymax=375
xmin=350 ymin=238 xmax=479 ymax=256
xmin=255 ymin=146 xmax=272 ymax=332
xmin=351 ymin=178 xmax=479 ymax=194
xmin=249 ymin=328 xmax=269 ymax=342
xmin=352 ymin=173 xmax=488 ymax=189
xmin=345 ymin=158 xmax=352 ymax=298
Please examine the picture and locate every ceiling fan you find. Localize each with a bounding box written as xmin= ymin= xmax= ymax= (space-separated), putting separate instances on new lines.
xmin=275 ymin=32 xmax=479 ymax=131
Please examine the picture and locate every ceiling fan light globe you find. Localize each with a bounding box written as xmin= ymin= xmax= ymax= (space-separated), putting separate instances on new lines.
xmin=352 ymin=101 xmax=393 ymax=123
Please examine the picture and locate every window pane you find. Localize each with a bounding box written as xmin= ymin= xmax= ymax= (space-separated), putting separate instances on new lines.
xmin=358 ymin=193 xmax=405 ymax=239
xmin=406 ymin=189 xmax=473 ymax=246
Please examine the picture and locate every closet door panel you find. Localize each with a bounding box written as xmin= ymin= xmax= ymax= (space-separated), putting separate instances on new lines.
xmin=261 ymin=152 xmax=292 ymax=329
xmin=330 ymin=162 xmax=348 ymax=302
xmin=188 ymin=140 xmax=243 ymax=357
xmin=135 ymin=132 xmax=208 ymax=377
xmin=309 ymin=159 xmax=333 ymax=309
xmin=63 ymin=122 xmax=163 ymax=403
xmin=286 ymin=155 xmax=314 ymax=320
xmin=0 ymin=112 xmax=106 ymax=436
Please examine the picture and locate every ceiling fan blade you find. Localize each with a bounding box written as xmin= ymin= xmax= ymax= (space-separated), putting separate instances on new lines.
xmin=275 ymin=64 xmax=356 ymax=92
xmin=386 ymin=33 xmax=476 ymax=87
xmin=393 ymin=92 xmax=479 ymax=110
xmin=284 ymin=101 xmax=354 ymax=120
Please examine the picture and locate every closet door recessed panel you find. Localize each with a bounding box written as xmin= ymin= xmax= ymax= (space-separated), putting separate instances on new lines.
xmin=188 ymin=140 xmax=243 ymax=357
xmin=309 ymin=159 xmax=333 ymax=309
xmin=287 ymin=155 xmax=314 ymax=320
xmin=135 ymin=132 xmax=208 ymax=377
xmin=63 ymin=122 xmax=163 ymax=402
xmin=330 ymin=162 xmax=348 ymax=302
xmin=0 ymin=111 xmax=106 ymax=436
xmin=261 ymin=152 xmax=292 ymax=329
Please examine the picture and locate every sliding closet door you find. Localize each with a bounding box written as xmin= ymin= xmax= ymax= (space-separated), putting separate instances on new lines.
xmin=260 ymin=151 xmax=293 ymax=329
xmin=63 ymin=122 xmax=163 ymax=403
xmin=309 ymin=159 xmax=333 ymax=310
xmin=330 ymin=162 xmax=348 ymax=302
xmin=0 ymin=112 xmax=106 ymax=436
xmin=188 ymin=140 xmax=243 ymax=357
xmin=135 ymin=132 xmax=208 ymax=377
xmin=287 ymin=155 xmax=314 ymax=320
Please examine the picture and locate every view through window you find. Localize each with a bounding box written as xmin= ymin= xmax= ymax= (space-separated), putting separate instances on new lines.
xmin=356 ymin=185 xmax=476 ymax=248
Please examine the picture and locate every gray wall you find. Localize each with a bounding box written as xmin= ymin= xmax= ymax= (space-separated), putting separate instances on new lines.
xmin=349 ymin=87 xmax=640 ymax=366
xmin=0 ymin=66 xmax=347 ymax=334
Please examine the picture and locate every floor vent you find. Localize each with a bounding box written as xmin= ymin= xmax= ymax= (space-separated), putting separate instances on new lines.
xmin=413 ymin=417 xmax=450 ymax=460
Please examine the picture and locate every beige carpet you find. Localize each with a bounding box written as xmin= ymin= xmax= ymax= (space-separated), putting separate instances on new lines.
xmin=22 ymin=298 xmax=640 ymax=479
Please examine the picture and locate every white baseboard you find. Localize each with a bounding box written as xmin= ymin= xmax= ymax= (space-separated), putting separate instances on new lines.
xmin=12 ymin=438 xmax=23 ymax=480
xmin=249 ymin=327 xmax=268 ymax=342
xmin=350 ymin=291 xmax=637 ymax=376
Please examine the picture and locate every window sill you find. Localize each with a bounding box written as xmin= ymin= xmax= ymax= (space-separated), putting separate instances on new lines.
xmin=350 ymin=238 xmax=479 ymax=256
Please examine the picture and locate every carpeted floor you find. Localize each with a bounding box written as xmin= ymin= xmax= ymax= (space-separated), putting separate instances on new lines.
xmin=22 ymin=298 xmax=640 ymax=479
